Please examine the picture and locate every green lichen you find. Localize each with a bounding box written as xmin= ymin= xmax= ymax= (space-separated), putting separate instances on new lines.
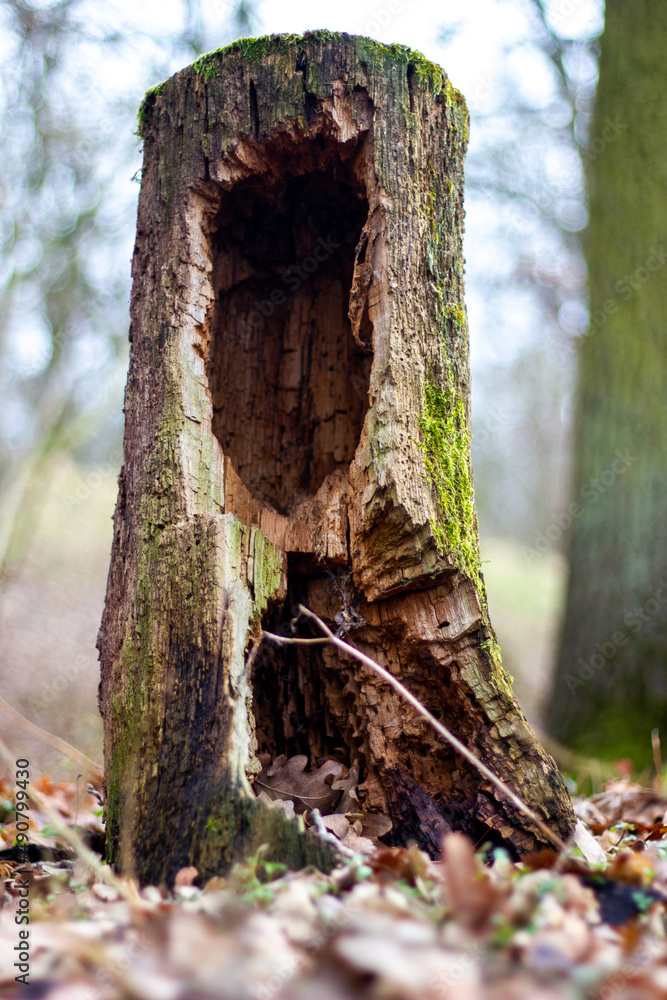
xmin=446 ymin=303 xmax=466 ymax=330
xmin=480 ymin=636 xmax=513 ymax=690
xmin=419 ymin=368 xmax=480 ymax=589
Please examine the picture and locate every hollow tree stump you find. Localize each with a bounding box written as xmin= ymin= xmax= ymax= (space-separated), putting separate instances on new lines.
xmin=98 ymin=31 xmax=574 ymax=886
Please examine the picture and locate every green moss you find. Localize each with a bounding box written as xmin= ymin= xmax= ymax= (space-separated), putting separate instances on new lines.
xmin=191 ymin=31 xmax=317 ymax=81
xmin=406 ymin=48 xmax=446 ymax=94
xmin=419 ymin=368 xmax=480 ymax=588
xmin=139 ymin=31 xmax=459 ymax=137
xmin=199 ymin=786 xmax=339 ymax=879
xmin=137 ymin=82 xmax=164 ymax=130
xmin=248 ymin=531 xmax=284 ymax=624
xmin=188 ymin=31 xmax=448 ymax=96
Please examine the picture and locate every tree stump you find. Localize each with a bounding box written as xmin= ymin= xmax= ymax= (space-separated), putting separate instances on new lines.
xmin=98 ymin=31 xmax=574 ymax=886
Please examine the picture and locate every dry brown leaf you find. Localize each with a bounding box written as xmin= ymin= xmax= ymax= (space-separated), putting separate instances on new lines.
xmin=332 ymin=758 xmax=360 ymax=814
xmin=588 ymin=781 xmax=667 ymax=826
xmin=441 ymin=832 xmax=504 ymax=932
xmin=254 ymin=754 xmax=345 ymax=813
xmin=320 ymin=814 xmax=350 ymax=839
xmin=345 ymin=812 xmax=392 ymax=839
xmin=174 ymin=866 xmax=199 ymax=887
xmin=256 ymin=789 xmax=297 ymax=820
xmin=607 ymin=849 xmax=655 ymax=887
xmin=340 ymin=829 xmax=376 ymax=854
xmin=91 ymin=882 xmax=120 ymax=902
xmin=370 ymin=846 xmax=416 ymax=884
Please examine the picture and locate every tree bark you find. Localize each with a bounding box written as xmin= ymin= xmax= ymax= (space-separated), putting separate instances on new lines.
xmin=547 ymin=0 xmax=667 ymax=766
xmin=99 ymin=31 xmax=574 ymax=886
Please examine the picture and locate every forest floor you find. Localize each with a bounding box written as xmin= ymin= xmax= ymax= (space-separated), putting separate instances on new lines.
xmin=2 ymin=773 xmax=667 ymax=999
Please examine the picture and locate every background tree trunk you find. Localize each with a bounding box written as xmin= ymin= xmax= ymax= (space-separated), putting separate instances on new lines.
xmin=99 ymin=31 xmax=574 ymax=886
xmin=547 ymin=0 xmax=667 ymax=766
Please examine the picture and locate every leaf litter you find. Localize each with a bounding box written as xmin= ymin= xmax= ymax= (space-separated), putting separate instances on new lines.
xmin=3 ymin=774 xmax=667 ymax=997
xmin=254 ymin=753 xmax=392 ymax=853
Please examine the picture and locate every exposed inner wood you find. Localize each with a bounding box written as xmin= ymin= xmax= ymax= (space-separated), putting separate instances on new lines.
xmin=208 ymin=147 xmax=373 ymax=531
xmin=204 ymin=127 xmax=431 ymax=841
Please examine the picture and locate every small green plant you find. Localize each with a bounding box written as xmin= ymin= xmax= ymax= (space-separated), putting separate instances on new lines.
xmin=226 ymin=845 xmax=289 ymax=905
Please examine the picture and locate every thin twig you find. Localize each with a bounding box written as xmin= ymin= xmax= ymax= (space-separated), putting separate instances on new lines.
xmin=263 ymin=632 xmax=329 ymax=646
xmin=0 ymin=694 xmax=102 ymax=782
xmin=264 ymin=605 xmax=566 ymax=852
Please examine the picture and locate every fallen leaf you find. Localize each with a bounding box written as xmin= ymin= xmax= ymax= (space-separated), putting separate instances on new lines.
xmin=441 ymin=832 xmax=503 ymax=932
xmin=574 ymin=820 xmax=607 ymax=865
xmin=91 ymin=882 xmax=119 ymax=902
xmin=607 ymin=849 xmax=655 ymax=887
xmin=254 ymin=755 xmax=345 ymax=813
xmin=340 ymin=830 xmax=376 ymax=854
xmin=320 ymin=814 xmax=350 ymax=839
xmin=370 ymin=846 xmax=417 ymax=884
xmin=587 ymin=781 xmax=667 ymax=826
xmin=174 ymin=866 xmax=199 ymax=887
xmin=332 ymin=759 xmax=360 ymax=814
xmin=256 ymin=789 xmax=296 ymax=821
xmin=344 ymin=812 xmax=392 ymax=839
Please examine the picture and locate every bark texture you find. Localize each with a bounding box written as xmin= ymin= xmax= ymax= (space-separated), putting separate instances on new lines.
xmin=547 ymin=0 xmax=667 ymax=765
xmin=99 ymin=31 xmax=574 ymax=886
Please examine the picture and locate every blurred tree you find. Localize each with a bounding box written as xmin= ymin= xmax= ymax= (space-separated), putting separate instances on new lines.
xmin=0 ymin=0 xmax=133 ymax=585
xmin=0 ymin=0 xmax=255 ymax=589
xmin=448 ymin=1 xmax=601 ymax=548
xmin=547 ymin=0 xmax=667 ymax=764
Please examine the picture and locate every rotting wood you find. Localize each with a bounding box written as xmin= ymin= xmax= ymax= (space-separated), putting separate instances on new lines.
xmin=98 ymin=31 xmax=575 ymax=886
xmin=266 ymin=606 xmax=567 ymax=852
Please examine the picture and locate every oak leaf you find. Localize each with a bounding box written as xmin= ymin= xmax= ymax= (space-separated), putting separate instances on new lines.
xmin=254 ymin=754 xmax=345 ymax=813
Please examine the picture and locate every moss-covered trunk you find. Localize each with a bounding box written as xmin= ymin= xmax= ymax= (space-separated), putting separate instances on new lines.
xmin=547 ymin=1 xmax=667 ymax=765
xmin=99 ymin=31 xmax=573 ymax=886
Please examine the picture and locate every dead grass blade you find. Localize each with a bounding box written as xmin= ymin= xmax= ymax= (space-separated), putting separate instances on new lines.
xmin=0 ymin=693 xmax=102 ymax=782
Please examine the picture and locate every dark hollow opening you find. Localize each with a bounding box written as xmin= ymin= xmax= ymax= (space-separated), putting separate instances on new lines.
xmin=208 ymin=155 xmax=372 ymax=516
xmin=251 ymin=560 xmax=358 ymax=769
